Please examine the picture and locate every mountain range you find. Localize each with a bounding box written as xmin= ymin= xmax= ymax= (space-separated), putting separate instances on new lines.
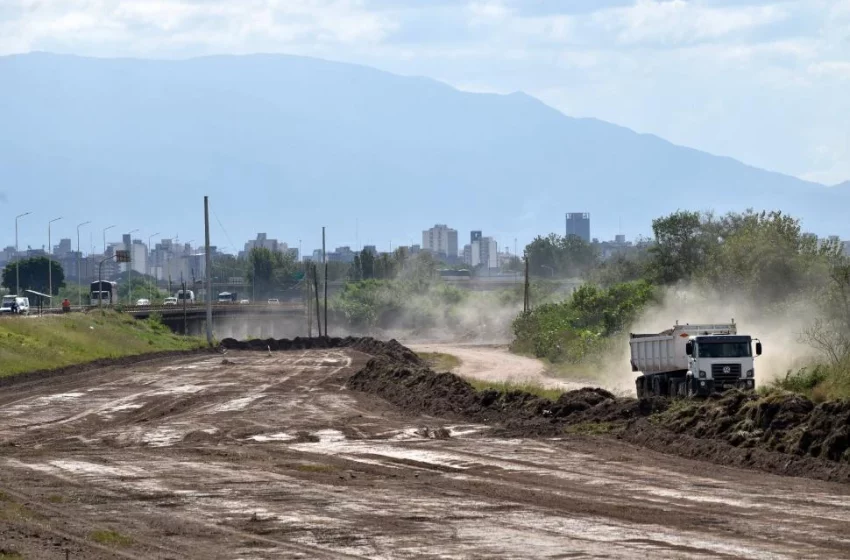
xmin=1 ymin=52 xmax=848 ymax=253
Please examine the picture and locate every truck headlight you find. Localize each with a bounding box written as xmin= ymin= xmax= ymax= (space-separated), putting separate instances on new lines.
xmin=698 ymin=370 xmax=706 ymax=379
xmin=746 ymin=369 xmax=754 ymax=378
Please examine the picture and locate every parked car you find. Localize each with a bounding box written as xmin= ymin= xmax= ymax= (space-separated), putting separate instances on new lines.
xmin=0 ymin=295 xmax=30 ymax=315
xmin=136 ymin=298 xmax=151 ymax=306
xmin=163 ymin=297 xmax=178 ymax=306
xmin=267 ymin=298 xmax=280 ymax=305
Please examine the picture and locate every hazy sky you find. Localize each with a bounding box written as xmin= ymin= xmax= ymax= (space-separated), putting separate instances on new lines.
xmin=1 ymin=0 xmax=849 ymax=185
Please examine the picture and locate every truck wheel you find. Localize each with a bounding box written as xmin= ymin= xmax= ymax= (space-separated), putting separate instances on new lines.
xmin=635 ymin=377 xmax=645 ymax=398
xmin=669 ymin=379 xmax=680 ymax=399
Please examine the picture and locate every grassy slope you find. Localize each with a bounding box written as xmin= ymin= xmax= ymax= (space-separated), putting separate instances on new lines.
xmin=0 ymin=311 xmax=205 ymax=378
xmin=417 ymin=351 xmax=565 ymax=401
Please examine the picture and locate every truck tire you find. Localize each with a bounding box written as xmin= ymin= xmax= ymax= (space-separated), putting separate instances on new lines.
xmin=651 ymin=376 xmax=663 ymax=397
xmin=669 ymin=379 xmax=680 ymax=399
xmin=635 ymin=377 xmax=645 ymax=399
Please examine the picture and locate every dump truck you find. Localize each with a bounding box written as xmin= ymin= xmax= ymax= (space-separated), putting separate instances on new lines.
xmin=630 ymin=321 xmax=762 ymax=398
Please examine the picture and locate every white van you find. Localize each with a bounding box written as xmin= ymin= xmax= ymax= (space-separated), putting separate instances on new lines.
xmin=0 ymin=295 xmax=30 ymax=315
xmin=175 ymin=290 xmax=195 ymax=304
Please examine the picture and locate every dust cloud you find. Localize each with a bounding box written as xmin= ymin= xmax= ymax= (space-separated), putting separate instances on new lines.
xmin=604 ymin=285 xmax=820 ymax=391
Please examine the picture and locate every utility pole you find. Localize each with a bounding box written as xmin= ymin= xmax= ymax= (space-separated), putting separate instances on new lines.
xmin=204 ymin=196 xmax=213 ymax=346
xmin=15 ymin=212 xmax=31 ymax=296
xmin=313 ymin=263 xmax=322 ymax=336
xmin=306 ymin=264 xmax=313 ymax=337
xmin=48 ymin=217 xmax=62 ymax=307
xmin=76 ymin=221 xmax=91 ymax=307
xmin=182 ymin=280 xmax=188 ymax=335
xmin=322 ymin=227 xmax=328 ymax=337
xmin=523 ymin=256 xmax=530 ymax=313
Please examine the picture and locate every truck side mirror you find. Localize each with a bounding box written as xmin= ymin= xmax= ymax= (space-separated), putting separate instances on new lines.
xmin=685 ymin=342 xmax=693 ymax=356
xmin=756 ymin=342 xmax=762 ymax=356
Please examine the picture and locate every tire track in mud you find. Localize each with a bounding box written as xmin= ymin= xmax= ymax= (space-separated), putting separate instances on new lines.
xmin=3 ymin=341 xmax=850 ymax=558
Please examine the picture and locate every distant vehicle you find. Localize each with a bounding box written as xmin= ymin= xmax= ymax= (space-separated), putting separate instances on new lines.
xmin=163 ymin=297 xmax=178 ymax=306
xmin=267 ymin=298 xmax=280 ymax=305
xmin=0 ymin=295 xmax=30 ymax=315
xmin=136 ymin=298 xmax=151 ymax=306
xmin=217 ymin=291 xmax=237 ymax=303
xmin=175 ymin=289 xmax=195 ymax=304
xmin=238 ymin=299 xmax=250 ymax=304
xmin=90 ymin=281 xmax=118 ymax=306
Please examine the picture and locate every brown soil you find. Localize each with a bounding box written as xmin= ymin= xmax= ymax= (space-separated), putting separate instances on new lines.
xmin=3 ymin=337 xmax=850 ymax=558
xmin=348 ymin=353 xmax=850 ymax=483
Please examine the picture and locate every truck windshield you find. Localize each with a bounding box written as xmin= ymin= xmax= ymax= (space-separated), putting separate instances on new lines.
xmin=697 ymin=342 xmax=751 ymax=358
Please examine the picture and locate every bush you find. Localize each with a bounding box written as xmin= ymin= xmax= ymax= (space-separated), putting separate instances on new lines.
xmin=511 ymin=280 xmax=656 ymax=364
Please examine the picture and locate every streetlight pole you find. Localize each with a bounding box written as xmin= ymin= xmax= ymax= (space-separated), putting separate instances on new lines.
xmin=148 ymin=232 xmax=160 ymax=302
xmin=103 ymin=225 xmax=116 ymax=256
xmin=76 ymin=221 xmax=91 ymax=307
xmin=48 ymin=217 xmax=62 ymax=306
xmin=15 ymin=212 xmax=31 ymax=296
xmin=126 ymin=229 xmax=139 ymax=304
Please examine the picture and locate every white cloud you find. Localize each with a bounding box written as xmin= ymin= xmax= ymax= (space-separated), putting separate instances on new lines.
xmin=0 ymin=0 xmax=848 ymax=183
xmin=591 ymin=0 xmax=790 ymax=46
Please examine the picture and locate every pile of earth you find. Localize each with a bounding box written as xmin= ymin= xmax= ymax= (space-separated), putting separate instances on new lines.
xmin=219 ymin=336 xmax=421 ymax=366
xmin=626 ymin=390 xmax=850 ymax=481
xmin=346 ymin=355 xmax=667 ymax=436
xmin=346 ymin=352 xmax=850 ymax=482
xmin=224 ymin=336 xmax=850 ymax=482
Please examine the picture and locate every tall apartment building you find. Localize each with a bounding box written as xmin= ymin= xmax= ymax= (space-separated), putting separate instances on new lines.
xmin=422 ymin=224 xmax=458 ymax=259
xmin=566 ymin=213 xmax=591 ymax=242
xmin=464 ymin=231 xmax=498 ymax=269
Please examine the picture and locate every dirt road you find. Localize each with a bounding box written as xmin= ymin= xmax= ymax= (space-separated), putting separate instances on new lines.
xmin=2 ymin=350 xmax=850 ymax=558
xmin=410 ymin=343 xmax=590 ymax=391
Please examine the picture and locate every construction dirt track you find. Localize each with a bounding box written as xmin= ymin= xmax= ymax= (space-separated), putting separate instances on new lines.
xmin=3 ymin=349 xmax=850 ymax=559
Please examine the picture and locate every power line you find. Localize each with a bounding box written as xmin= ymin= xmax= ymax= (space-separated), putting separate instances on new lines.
xmin=210 ymin=205 xmax=236 ymax=252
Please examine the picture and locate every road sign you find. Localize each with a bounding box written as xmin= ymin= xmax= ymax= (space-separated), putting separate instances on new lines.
xmin=116 ymin=250 xmax=131 ymax=263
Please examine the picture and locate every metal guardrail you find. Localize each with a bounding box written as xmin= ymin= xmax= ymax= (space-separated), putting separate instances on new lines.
xmin=1 ymin=302 xmax=306 ymax=319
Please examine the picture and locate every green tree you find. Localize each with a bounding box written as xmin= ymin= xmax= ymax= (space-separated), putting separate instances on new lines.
xmin=648 ymin=210 xmax=719 ymax=284
xmin=525 ymin=234 xmax=598 ymax=278
xmin=1 ymin=257 xmax=65 ymax=295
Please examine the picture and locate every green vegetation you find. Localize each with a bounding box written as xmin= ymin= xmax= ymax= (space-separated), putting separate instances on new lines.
xmin=417 ymin=352 xmax=462 ymax=372
xmin=0 ymin=256 xmax=64 ymax=296
xmin=0 ymin=491 xmax=39 ymax=522
xmin=0 ymin=310 xmax=204 ymax=378
xmin=89 ymin=529 xmax=134 ymax=547
xmin=512 ymin=281 xmax=656 ymax=363
xmin=0 ymin=551 xmax=24 ymax=560
xmin=467 ymin=379 xmax=564 ymax=402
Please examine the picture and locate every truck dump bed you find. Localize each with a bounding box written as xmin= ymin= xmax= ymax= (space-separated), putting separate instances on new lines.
xmin=629 ymin=323 xmax=736 ymax=375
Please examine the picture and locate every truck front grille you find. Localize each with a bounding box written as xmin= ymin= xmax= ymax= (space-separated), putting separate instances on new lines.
xmin=712 ymin=364 xmax=742 ymax=387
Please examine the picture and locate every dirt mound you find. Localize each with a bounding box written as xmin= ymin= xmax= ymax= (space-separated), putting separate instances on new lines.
xmin=347 ymin=356 xmax=646 ymax=435
xmin=219 ymin=336 xmax=423 ymax=366
xmin=344 ymin=340 xmax=850 ymax=482
xmin=652 ymin=390 xmax=850 ymax=463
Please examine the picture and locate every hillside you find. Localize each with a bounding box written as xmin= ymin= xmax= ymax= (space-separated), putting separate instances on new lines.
xmin=1 ymin=52 xmax=848 ymax=247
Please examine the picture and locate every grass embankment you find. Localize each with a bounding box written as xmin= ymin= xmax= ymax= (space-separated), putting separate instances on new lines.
xmin=467 ymin=379 xmax=564 ymax=401
xmin=417 ymin=351 xmax=462 ymax=372
xmin=769 ymin=360 xmax=850 ymax=402
xmin=0 ymin=311 xmax=205 ymax=379
xmin=416 ymin=351 xmax=565 ymax=401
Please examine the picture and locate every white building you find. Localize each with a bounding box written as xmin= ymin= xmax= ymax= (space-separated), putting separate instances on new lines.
xmin=422 ymin=224 xmax=458 ymax=259
xmin=470 ymin=236 xmax=498 ymax=269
